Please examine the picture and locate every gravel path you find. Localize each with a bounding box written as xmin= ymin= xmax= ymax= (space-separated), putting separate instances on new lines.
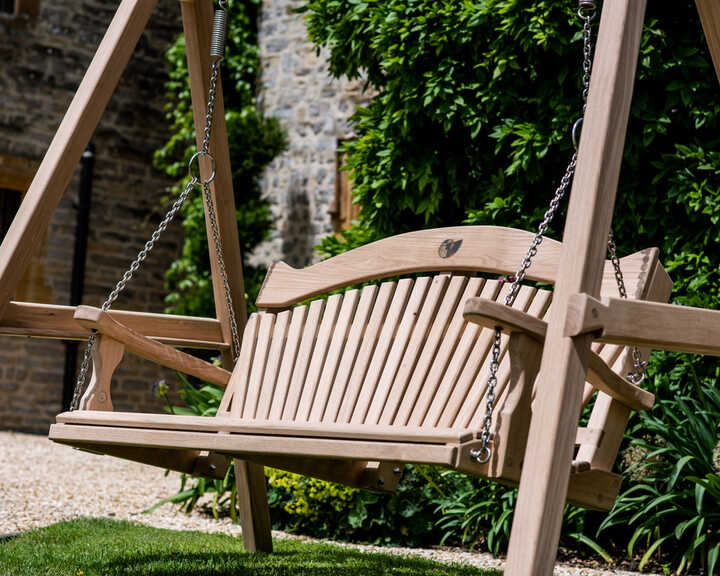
xmin=0 ymin=431 xmax=652 ymax=575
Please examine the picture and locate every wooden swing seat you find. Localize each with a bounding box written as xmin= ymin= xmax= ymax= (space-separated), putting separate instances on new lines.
xmin=49 ymin=226 xmax=672 ymax=511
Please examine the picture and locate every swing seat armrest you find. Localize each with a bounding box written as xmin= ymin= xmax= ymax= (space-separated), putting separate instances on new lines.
xmin=463 ymin=297 xmax=654 ymax=411
xmin=73 ymin=306 xmax=231 ymax=388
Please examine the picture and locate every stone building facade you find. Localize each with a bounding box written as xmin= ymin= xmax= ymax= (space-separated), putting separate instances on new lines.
xmin=0 ymin=0 xmax=365 ymax=433
xmin=251 ymin=0 xmax=369 ymax=268
xmin=0 ymin=0 xmax=183 ymax=432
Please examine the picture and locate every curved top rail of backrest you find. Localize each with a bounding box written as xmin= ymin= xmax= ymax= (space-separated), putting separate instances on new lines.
xmin=256 ymin=226 xmax=664 ymax=308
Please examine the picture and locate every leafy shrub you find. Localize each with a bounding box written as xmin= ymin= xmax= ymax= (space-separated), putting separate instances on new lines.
xmin=598 ymin=385 xmax=720 ymax=573
xmin=154 ymin=0 xmax=286 ymax=317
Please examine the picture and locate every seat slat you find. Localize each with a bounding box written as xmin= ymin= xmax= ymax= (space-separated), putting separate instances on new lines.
xmin=351 ymin=278 xmax=414 ymax=424
xmin=378 ymin=274 xmax=451 ymax=426
xmin=296 ymin=293 xmax=344 ymax=421
xmin=323 ymin=285 xmax=378 ymax=423
xmin=365 ymin=276 xmax=433 ymax=425
xmin=50 ymin=423 xmax=459 ymax=465
xmin=309 ymin=290 xmax=360 ymax=422
xmin=56 ymin=411 xmax=473 ymax=443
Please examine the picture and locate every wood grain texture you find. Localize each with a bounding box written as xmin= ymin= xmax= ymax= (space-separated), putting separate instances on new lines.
xmin=182 ymin=0 xmax=247 ymax=352
xmin=567 ymin=294 xmax=720 ymax=356
xmin=0 ymin=0 xmax=158 ymax=320
xmin=56 ymin=410 xmax=474 ymax=443
xmin=73 ymin=306 xmax=231 ymax=388
xmin=49 ymin=424 xmax=459 ymax=465
xmin=463 ymin=297 xmax=654 ymax=411
xmin=256 ymin=227 xmax=657 ymax=308
xmin=0 ymin=301 xmax=226 ymax=349
xmin=505 ymin=2 xmax=648 ymax=574
xmin=79 ymin=336 xmax=124 ymax=411
xmin=696 ymin=0 xmax=720 ymax=84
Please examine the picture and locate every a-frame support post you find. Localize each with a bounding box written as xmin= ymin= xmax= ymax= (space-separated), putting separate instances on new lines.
xmin=0 ymin=0 xmax=158 ymax=318
xmin=505 ymin=1 xmax=647 ymax=574
xmin=180 ymin=0 xmax=271 ymax=553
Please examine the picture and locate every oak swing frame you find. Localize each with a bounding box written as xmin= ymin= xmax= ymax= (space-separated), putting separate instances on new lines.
xmin=3 ymin=0 xmax=720 ymax=574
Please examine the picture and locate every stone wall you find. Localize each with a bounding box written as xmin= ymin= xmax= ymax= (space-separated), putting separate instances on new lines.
xmin=252 ymin=0 xmax=370 ymax=268
xmin=0 ymin=0 xmax=185 ymax=433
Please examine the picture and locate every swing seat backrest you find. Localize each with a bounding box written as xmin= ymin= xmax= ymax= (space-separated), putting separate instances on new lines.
xmin=218 ymin=226 xmax=671 ymax=459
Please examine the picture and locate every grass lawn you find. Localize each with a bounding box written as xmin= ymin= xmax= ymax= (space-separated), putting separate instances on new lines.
xmin=0 ymin=518 xmax=500 ymax=576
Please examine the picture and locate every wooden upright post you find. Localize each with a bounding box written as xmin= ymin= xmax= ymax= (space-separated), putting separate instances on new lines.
xmin=180 ymin=0 xmax=271 ymax=553
xmin=504 ymin=1 xmax=647 ymax=574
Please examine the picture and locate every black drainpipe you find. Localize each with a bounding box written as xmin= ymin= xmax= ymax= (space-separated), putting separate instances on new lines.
xmin=62 ymin=141 xmax=95 ymax=411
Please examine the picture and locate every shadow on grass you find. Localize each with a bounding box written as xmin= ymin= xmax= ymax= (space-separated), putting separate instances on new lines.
xmin=0 ymin=518 xmax=499 ymax=576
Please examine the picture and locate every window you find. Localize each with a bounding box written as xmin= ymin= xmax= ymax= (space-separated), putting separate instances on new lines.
xmin=329 ymin=143 xmax=360 ymax=234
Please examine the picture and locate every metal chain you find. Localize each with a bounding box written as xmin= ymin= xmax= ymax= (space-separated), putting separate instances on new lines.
xmin=607 ymin=231 xmax=647 ymax=384
xmin=471 ymin=1 xmax=597 ymax=464
xmin=70 ymin=6 xmax=236 ymax=410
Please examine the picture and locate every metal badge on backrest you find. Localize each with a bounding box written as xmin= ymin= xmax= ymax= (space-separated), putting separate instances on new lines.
xmin=438 ymin=239 xmax=462 ymax=258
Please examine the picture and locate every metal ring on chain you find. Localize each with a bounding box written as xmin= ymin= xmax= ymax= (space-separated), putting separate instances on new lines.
xmin=188 ymin=151 xmax=217 ymax=185
xmin=572 ymin=117 xmax=583 ymax=150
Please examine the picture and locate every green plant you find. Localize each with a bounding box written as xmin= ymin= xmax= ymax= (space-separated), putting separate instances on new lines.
xmin=598 ymin=385 xmax=720 ymax=573
xmin=155 ymin=0 xmax=286 ymax=317
xmin=433 ymin=471 xmax=610 ymax=561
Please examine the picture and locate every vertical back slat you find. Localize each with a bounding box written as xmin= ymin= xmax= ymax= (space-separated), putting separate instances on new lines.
xmin=268 ymin=306 xmax=307 ymax=420
xmin=323 ymin=285 xmax=379 ymax=423
xmin=436 ymin=279 xmax=504 ymax=428
xmin=281 ymin=299 xmax=325 ymax=420
xmin=364 ymin=276 xmax=433 ymax=425
xmin=295 ymin=293 xmax=344 ymax=421
xmin=407 ymin=277 xmax=484 ymax=427
xmin=255 ymin=309 xmax=291 ymax=420
xmin=337 ymin=282 xmax=396 ymax=423
xmin=451 ymin=282 xmax=514 ymax=428
xmin=394 ymin=275 xmax=469 ymax=426
xmin=242 ymin=312 xmax=276 ymax=419
xmin=228 ymin=313 xmax=259 ymax=417
xmin=309 ymin=289 xmax=360 ymax=422
xmin=379 ymin=274 xmax=451 ymax=426
xmin=350 ymin=278 xmax=414 ymax=424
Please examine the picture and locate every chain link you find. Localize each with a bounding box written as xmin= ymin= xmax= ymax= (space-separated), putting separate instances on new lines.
xmin=607 ymin=231 xmax=647 ymax=384
xmin=70 ymin=7 xmax=237 ymax=410
xmin=471 ymin=3 xmax=596 ymax=464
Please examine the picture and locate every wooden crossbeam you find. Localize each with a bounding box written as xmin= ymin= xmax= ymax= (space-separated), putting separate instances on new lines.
xmin=567 ymin=294 xmax=720 ymax=356
xmin=73 ymin=306 xmax=231 ymax=387
xmin=464 ymin=297 xmax=654 ymax=411
xmin=0 ymin=301 xmax=226 ymax=349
